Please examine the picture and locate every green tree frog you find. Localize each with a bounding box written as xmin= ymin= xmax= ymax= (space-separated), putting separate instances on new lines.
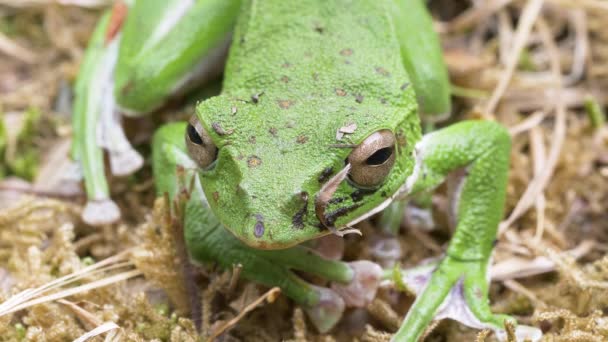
xmin=72 ymin=0 xmax=542 ymax=340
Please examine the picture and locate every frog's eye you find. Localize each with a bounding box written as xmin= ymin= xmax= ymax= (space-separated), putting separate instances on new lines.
xmin=185 ymin=115 xmax=217 ymax=169
xmin=347 ymin=130 xmax=396 ymax=188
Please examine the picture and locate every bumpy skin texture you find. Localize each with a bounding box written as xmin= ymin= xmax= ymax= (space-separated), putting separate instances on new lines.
xmin=146 ymin=0 xmax=518 ymax=340
xmin=196 ymin=0 xmax=420 ymax=249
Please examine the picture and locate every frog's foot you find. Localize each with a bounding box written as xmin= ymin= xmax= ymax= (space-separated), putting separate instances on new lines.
xmin=82 ymin=198 xmax=120 ymax=225
xmin=331 ymin=261 xmax=383 ymax=307
xmin=392 ymin=256 xmax=542 ymax=342
xmin=303 ymin=286 xmax=345 ymax=334
xmin=265 ymin=247 xmax=383 ymax=332
xmin=302 ymin=261 xmax=381 ymax=332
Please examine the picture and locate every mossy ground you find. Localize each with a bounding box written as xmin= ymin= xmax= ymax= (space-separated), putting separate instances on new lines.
xmin=0 ymin=1 xmax=607 ymax=341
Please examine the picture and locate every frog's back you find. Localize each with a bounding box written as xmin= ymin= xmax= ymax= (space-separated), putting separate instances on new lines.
xmin=222 ymin=0 xmax=416 ymax=122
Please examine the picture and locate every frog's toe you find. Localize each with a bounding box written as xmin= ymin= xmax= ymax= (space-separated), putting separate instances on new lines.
xmin=109 ymin=147 xmax=144 ymax=176
xmin=331 ymin=261 xmax=382 ymax=307
xmin=303 ymin=286 xmax=345 ymax=333
xmin=396 ymin=259 xmax=542 ymax=342
xmin=82 ymin=198 xmax=121 ymax=225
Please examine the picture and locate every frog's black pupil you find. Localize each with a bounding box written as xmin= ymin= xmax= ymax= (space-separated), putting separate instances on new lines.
xmin=366 ymin=147 xmax=393 ymax=165
xmin=187 ymin=124 xmax=203 ymax=145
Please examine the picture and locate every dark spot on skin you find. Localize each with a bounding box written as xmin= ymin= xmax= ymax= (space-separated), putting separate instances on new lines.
xmin=335 ymin=88 xmax=347 ymax=97
xmin=324 ymin=204 xmax=362 ymax=226
xmin=401 ymin=82 xmax=410 ymax=90
xmin=313 ymin=23 xmax=324 ymax=33
xmin=296 ymin=135 xmax=309 ymax=144
xmin=318 ymin=167 xmax=334 ymax=183
xmin=247 ymin=155 xmax=262 ymax=168
xmin=251 ymin=92 xmax=264 ymax=103
xmin=280 ymin=75 xmax=290 ymax=83
xmin=248 ymin=136 xmax=256 ymax=144
xmin=375 ymin=67 xmax=390 ymax=77
xmin=340 ymin=48 xmax=353 ymax=56
xmin=292 ymin=192 xmax=309 ymax=229
xmin=278 ymin=99 xmax=294 ymax=109
xmin=350 ymin=189 xmax=374 ymax=202
xmin=212 ymin=191 xmax=219 ymax=202
xmin=212 ymin=122 xmax=234 ymax=136
xmin=269 ymin=127 xmax=278 ymax=137
xmin=254 ymin=220 xmax=265 ymax=238
xmin=355 ymin=94 xmax=364 ymax=103
xmin=282 ymin=62 xmax=292 ymax=68
xmin=328 ymin=197 xmax=346 ymax=205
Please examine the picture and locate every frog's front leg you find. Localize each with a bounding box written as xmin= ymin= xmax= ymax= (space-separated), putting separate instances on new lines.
xmin=153 ymin=123 xmax=382 ymax=333
xmin=392 ymin=121 xmax=540 ymax=341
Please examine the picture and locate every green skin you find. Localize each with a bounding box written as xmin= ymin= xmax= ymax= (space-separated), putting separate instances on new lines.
xmin=74 ymin=0 xmax=518 ymax=340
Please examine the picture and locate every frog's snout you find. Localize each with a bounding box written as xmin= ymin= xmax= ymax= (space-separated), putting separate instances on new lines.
xmin=230 ymin=182 xmax=320 ymax=248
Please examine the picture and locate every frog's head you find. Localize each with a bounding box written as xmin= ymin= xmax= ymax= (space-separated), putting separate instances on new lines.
xmin=185 ymin=91 xmax=420 ymax=249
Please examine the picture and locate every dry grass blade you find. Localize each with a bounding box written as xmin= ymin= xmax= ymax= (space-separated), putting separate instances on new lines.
xmin=485 ymin=0 xmax=545 ymax=115
xmin=73 ymin=322 xmax=120 ymax=342
xmin=0 ymin=251 xmax=137 ymax=316
xmin=0 ymin=269 xmax=142 ymax=316
xmin=0 ymin=32 xmax=36 ymax=63
xmin=548 ymin=0 xmax=608 ymax=11
xmin=208 ymin=287 xmax=281 ymax=341
xmin=499 ymin=16 xmax=568 ymax=234
xmin=443 ymin=0 xmax=513 ymax=33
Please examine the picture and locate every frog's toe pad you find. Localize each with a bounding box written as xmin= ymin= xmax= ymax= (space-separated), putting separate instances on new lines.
xmin=304 ymin=286 xmax=345 ymax=333
xmin=109 ymin=148 xmax=144 ymax=176
xmin=82 ymin=199 xmax=121 ymax=226
xmin=331 ymin=261 xmax=382 ymax=307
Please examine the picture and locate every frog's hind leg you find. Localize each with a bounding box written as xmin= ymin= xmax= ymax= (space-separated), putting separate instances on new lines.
xmin=72 ymin=7 xmax=139 ymax=226
xmin=392 ymin=121 xmax=542 ymax=341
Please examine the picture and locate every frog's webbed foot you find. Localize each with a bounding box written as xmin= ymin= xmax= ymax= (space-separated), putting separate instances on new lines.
xmin=300 ymin=260 xmax=382 ymax=332
xmin=392 ymin=257 xmax=542 ymax=342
